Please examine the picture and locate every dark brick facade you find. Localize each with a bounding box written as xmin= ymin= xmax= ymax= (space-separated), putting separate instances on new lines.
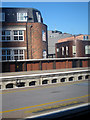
xmin=1 ymin=58 xmax=89 ymax=72
xmin=56 ymin=40 xmax=90 ymax=58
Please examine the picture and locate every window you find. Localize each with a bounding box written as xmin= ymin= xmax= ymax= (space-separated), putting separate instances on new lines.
xmin=57 ymin=48 xmax=59 ymax=52
xmin=0 ymin=30 xmax=24 ymax=41
xmin=83 ymin=36 xmax=89 ymax=40
xmin=1 ymin=49 xmax=24 ymax=61
xmin=85 ymin=45 xmax=90 ymax=54
xmin=2 ymin=30 xmax=11 ymax=41
xmin=13 ymin=49 xmax=24 ymax=60
xmin=83 ymin=36 xmax=85 ymax=40
xmin=0 ymin=13 xmax=5 ymax=22
xmin=2 ymin=49 xmax=11 ymax=60
xmin=72 ymin=46 xmax=76 ymax=55
xmin=43 ymin=50 xmax=47 ymax=58
xmin=66 ymin=46 xmax=68 ymax=55
xmin=17 ymin=13 xmax=27 ymax=21
xmin=86 ymin=36 xmax=88 ymax=40
xmin=36 ymin=12 xmax=41 ymax=22
xmin=13 ymin=30 xmax=24 ymax=41
xmin=62 ymin=47 xmax=64 ymax=55
xmin=42 ymin=30 xmax=46 ymax=41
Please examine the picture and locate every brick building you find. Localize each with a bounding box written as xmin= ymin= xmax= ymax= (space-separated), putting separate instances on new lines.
xmin=56 ymin=34 xmax=90 ymax=58
xmin=0 ymin=8 xmax=48 ymax=61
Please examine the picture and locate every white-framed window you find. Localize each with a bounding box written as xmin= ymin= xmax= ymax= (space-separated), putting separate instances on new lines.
xmin=72 ymin=46 xmax=76 ymax=55
xmin=62 ymin=47 xmax=64 ymax=55
xmin=2 ymin=30 xmax=11 ymax=41
xmin=1 ymin=49 xmax=25 ymax=61
xmin=66 ymin=46 xmax=68 ymax=55
xmin=42 ymin=30 xmax=46 ymax=41
xmin=0 ymin=13 xmax=5 ymax=22
xmin=17 ymin=13 xmax=27 ymax=21
xmin=57 ymin=48 xmax=59 ymax=52
xmin=2 ymin=49 xmax=11 ymax=60
xmin=13 ymin=30 xmax=24 ymax=41
xmin=13 ymin=49 xmax=24 ymax=60
xmin=85 ymin=45 xmax=90 ymax=54
xmin=43 ymin=50 xmax=47 ymax=58
xmin=36 ymin=12 xmax=41 ymax=23
xmin=0 ymin=30 xmax=24 ymax=41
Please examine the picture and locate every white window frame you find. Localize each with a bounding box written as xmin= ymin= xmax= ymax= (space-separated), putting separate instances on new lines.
xmin=17 ymin=13 xmax=27 ymax=21
xmin=66 ymin=46 xmax=68 ymax=55
xmin=2 ymin=30 xmax=11 ymax=41
xmin=85 ymin=45 xmax=90 ymax=54
xmin=62 ymin=47 xmax=64 ymax=55
xmin=0 ymin=30 xmax=24 ymax=42
xmin=36 ymin=12 xmax=41 ymax=23
xmin=13 ymin=30 xmax=24 ymax=41
xmin=57 ymin=48 xmax=59 ymax=52
xmin=1 ymin=48 xmax=25 ymax=61
xmin=72 ymin=46 xmax=76 ymax=55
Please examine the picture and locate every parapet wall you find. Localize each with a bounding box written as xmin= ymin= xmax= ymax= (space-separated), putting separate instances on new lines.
xmin=1 ymin=57 xmax=90 ymax=72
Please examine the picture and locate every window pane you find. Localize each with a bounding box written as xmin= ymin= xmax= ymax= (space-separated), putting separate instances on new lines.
xmin=72 ymin=46 xmax=76 ymax=55
xmin=17 ymin=13 xmax=27 ymax=21
xmin=19 ymin=31 xmax=23 ymax=35
xmin=7 ymin=56 xmax=11 ymax=60
xmin=2 ymin=56 xmax=6 ymax=60
xmin=2 ymin=31 xmax=5 ymax=35
xmin=7 ymin=50 xmax=11 ymax=55
xmin=5 ymin=31 xmax=10 ymax=35
xmin=2 ymin=36 xmax=5 ymax=40
xmin=87 ymin=36 xmax=88 ymax=40
xmin=14 ymin=31 xmax=18 ymax=35
xmin=6 ymin=36 xmax=10 ymax=40
xmin=2 ymin=13 xmax=5 ymax=21
xmin=19 ymin=36 xmax=23 ymax=40
xmin=2 ymin=50 xmax=6 ymax=55
xmin=14 ymin=36 xmax=18 ymax=40
xmin=20 ymin=56 xmax=23 ymax=60
xmin=14 ymin=56 xmax=18 ymax=60
xmin=62 ymin=47 xmax=64 ymax=55
xmin=20 ymin=50 xmax=23 ymax=54
xmin=14 ymin=50 xmax=18 ymax=54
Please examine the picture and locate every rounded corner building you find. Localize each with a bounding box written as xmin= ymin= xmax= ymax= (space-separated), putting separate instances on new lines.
xmin=1 ymin=8 xmax=48 ymax=61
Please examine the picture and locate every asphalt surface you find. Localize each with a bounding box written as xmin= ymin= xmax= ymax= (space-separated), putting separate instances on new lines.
xmin=0 ymin=80 xmax=89 ymax=119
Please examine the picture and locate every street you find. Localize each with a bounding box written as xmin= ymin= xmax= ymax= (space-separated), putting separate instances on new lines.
xmin=1 ymin=80 xmax=89 ymax=119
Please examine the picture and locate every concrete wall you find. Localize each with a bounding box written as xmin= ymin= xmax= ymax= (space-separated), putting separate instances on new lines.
xmin=0 ymin=70 xmax=89 ymax=90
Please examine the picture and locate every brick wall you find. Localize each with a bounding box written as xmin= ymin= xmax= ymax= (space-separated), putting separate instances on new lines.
xmin=2 ymin=58 xmax=89 ymax=72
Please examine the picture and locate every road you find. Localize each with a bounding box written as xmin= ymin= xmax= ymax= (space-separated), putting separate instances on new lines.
xmin=0 ymin=80 xmax=89 ymax=120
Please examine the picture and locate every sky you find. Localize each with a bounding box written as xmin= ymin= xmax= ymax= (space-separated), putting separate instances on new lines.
xmin=1 ymin=2 xmax=88 ymax=35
